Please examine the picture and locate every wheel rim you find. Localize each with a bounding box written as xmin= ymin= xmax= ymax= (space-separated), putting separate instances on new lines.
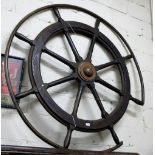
xmin=29 ymin=21 xmax=130 ymax=132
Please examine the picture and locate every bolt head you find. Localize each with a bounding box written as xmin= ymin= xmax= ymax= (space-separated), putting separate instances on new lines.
xmin=83 ymin=67 xmax=93 ymax=77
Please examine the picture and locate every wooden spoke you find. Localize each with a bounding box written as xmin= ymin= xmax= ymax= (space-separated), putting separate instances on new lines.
xmin=95 ymin=59 xmax=119 ymax=71
xmin=42 ymin=48 xmax=76 ymax=69
xmin=64 ymin=126 xmax=74 ymax=148
xmin=109 ymin=126 xmax=120 ymax=145
xmin=124 ymin=54 xmax=133 ymax=60
xmin=15 ymin=88 xmax=37 ymax=100
xmin=53 ymin=8 xmax=82 ymax=62
xmin=96 ymin=54 xmax=133 ymax=71
xmin=130 ymin=95 xmax=144 ymax=105
xmin=44 ymin=74 xmax=76 ymax=89
xmin=88 ymin=84 xmax=109 ymax=118
xmin=72 ymin=84 xmax=85 ymax=116
xmin=86 ymin=19 xmax=100 ymax=61
xmin=15 ymin=32 xmax=34 ymax=46
xmin=95 ymin=76 xmax=123 ymax=96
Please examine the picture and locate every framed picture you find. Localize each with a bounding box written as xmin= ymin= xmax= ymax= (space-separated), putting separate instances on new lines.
xmin=1 ymin=54 xmax=25 ymax=109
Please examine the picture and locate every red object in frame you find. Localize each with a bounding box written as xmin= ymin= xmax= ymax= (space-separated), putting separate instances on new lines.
xmin=1 ymin=54 xmax=24 ymax=108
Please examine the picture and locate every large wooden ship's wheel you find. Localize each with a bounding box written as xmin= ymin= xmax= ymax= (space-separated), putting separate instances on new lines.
xmin=5 ymin=4 xmax=145 ymax=152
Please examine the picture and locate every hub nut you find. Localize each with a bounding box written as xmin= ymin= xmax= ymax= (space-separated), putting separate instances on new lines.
xmin=78 ymin=62 xmax=96 ymax=81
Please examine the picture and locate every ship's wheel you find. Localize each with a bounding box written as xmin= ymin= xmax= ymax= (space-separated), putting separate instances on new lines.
xmin=5 ymin=4 xmax=145 ymax=152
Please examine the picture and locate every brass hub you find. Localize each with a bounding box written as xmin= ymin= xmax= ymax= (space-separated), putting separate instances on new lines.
xmin=78 ymin=62 xmax=96 ymax=81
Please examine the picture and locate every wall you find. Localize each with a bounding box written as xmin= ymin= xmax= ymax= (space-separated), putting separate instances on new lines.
xmin=1 ymin=0 xmax=153 ymax=155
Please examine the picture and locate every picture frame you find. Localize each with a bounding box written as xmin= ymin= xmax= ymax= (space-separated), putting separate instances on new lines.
xmin=1 ymin=54 xmax=25 ymax=109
